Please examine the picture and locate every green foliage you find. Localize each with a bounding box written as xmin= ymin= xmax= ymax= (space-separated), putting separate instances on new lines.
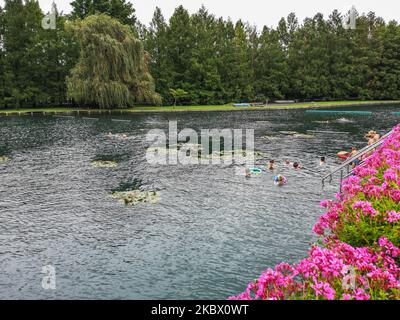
xmin=66 ymin=14 xmax=161 ymax=108
xmin=0 ymin=0 xmax=78 ymax=108
xmin=2 ymin=3 xmax=400 ymax=108
xmin=141 ymin=7 xmax=400 ymax=105
xmin=169 ymin=88 xmax=189 ymax=106
xmin=335 ymin=191 xmax=400 ymax=248
xmin=1 ymin=0 xmax=43 ymax=107
xmin=69 ymin=0 xmax=136 ymax=25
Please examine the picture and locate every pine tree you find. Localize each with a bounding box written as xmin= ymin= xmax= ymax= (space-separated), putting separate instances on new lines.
xmin=189 ymin=6 xmax=221 ymax=104
xmin=165 ymin=6 xmax=194 ymax=104
xmin=254 ymin=26 xmax=288 ymax=100
xmin=37 ymin=11 xmax=79 ymax=106
xmin=69 ymin=0 xmax=136 ymax=26
xmin=232 ymin=20 xmax=254 ymax=101
xmin=375 ymin=21 xmax=400 ymax=99
xmin=0 ymin=5 xmax=5 ymax=106
xmin=2 ymin=0 xmax=44 ymax=107
xmin=214 ymin=18 xmax=237 ymax=103
xmin=326 ymin=10 xmax=354 ymax=99
xmin=349 ymin=12 xmax=385 ymax=99
xmin=144 ymin=7 xmax=173 ymax=103
xmin=66 ymin=14 xmax=161 ymax=108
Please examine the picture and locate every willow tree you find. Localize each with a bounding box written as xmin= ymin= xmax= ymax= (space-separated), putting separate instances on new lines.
xmin=66 ymin=14 xmax=161 ymax=108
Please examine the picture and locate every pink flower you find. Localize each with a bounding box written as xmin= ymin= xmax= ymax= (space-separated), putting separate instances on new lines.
xmin=352 ymin=201 xmax=377 ymax=216
xmin=353 ymin=288 xmax=370 ymax=300
xmin=311 ymin=281 xmax=336 ymax=300
xmin=383 ymin=169 xmax=398 ymax=182
xmin=320 ymin=200 xmax=332 ymax=208
xmin=378 ymin=237 xmax=400 ymax=257
xmin=386 ymin=210 xmax=400 ymax=223
xmin=389 ymin=189 xmax=400 ymax=201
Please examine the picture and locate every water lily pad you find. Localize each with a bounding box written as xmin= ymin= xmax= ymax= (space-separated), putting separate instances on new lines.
xmin=91 ymin=160 xmax=118 ymax=168
xmin=279 ymin=131 xmax=299 ymax=135
xmin=293 ymin=134 xmax=315 ymax=139
xmin=0 ymin=156 xmax=9 ymax=163
xmin=111 ymin=190 xmax=159 ymax=206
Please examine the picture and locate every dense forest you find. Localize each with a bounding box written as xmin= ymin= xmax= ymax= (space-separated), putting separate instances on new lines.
xmin=1 ymin=0 xmax=400 ymax=108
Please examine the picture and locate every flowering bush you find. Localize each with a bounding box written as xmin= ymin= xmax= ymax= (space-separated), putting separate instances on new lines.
xmin=231 ymin=125 xmax=400 ymax=300
xmin=314 ymin=125 xmax=400 ymax=248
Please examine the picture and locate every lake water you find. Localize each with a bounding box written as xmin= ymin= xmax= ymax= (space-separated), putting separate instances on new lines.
xmin=0 ymin=104 xmax=399 ymax=299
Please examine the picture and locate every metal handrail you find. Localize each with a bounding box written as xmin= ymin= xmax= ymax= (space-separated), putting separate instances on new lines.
xmin=322 ymin=130 xmax=393 ymax=188
xmin=343 ymin=158 xmax=368 ymax=180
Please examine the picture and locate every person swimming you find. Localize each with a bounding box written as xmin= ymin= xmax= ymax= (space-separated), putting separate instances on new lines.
xmin=293 ymin=162 xmax=302 ymax=170
xmin=320 ymin=157 xmax=326 ymax=166
xmin=245 ymin=168 xmax=251 ymax=179
xmin=274 ymin=174 xmax=287 ymax=186
xmin=284 ymin=159 xmax=291 ymax=166
xmin=268 ymin=160 xmax=275 ymax=170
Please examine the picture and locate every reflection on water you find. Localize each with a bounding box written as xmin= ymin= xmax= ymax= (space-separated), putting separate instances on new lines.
xmin=0 ymin=105 xmax=399 ymax=299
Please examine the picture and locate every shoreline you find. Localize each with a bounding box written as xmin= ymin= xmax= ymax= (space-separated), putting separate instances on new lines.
xmin=0 ymin=100 xmax=399 ymax=116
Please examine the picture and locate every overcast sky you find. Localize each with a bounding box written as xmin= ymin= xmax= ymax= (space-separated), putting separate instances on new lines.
xmin=2 ymin=0 xmax=399 ymax=27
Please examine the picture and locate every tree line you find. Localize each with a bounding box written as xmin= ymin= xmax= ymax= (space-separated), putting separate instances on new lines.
xmin=1 ymin=0 xmax=400 ymax=108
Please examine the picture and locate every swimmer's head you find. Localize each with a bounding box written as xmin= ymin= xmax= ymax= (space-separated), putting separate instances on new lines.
xmin=321 ymin=157 xmax=326 ymax=162
xmin=293 ymin=162 xmax=299 ymax=169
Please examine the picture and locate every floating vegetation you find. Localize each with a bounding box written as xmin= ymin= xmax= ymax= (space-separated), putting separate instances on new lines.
xmin=195 ymin=149 xmax=267 ymax=161
xmin=263 ymin=135 xmax=280 ymax=141
xmin=0 ymin=156 xmax=9 ymax=163
xmin=293 ymin=134 xmax=315 ymax=139
xmin=111 ymin=190 xmax=159 ymax=206
xmin=147 ymin=142 xmax=203 ymax=152
xmin=336 ymin=118 xmax=355 ymax=124
xmin=147 ymin=143 xmax=266 ymax=162
xmin=111 ymin=179 xmax=159 ymax=206
xmin=279 ymin=131 xmax=299 ymax=135
xmin=176 ymin=142 xmax=203 ymax=152
xmin=106 ymin=133 xmax=136 ymax=140
xmin=91 ymin=160 xmax=118 ymax=168
xmin=313 ymin=120 xmax=330 ymax=124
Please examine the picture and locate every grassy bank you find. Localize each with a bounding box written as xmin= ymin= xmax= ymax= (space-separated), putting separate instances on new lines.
xmin=0 ymin=100 xmax=399 ymax=115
